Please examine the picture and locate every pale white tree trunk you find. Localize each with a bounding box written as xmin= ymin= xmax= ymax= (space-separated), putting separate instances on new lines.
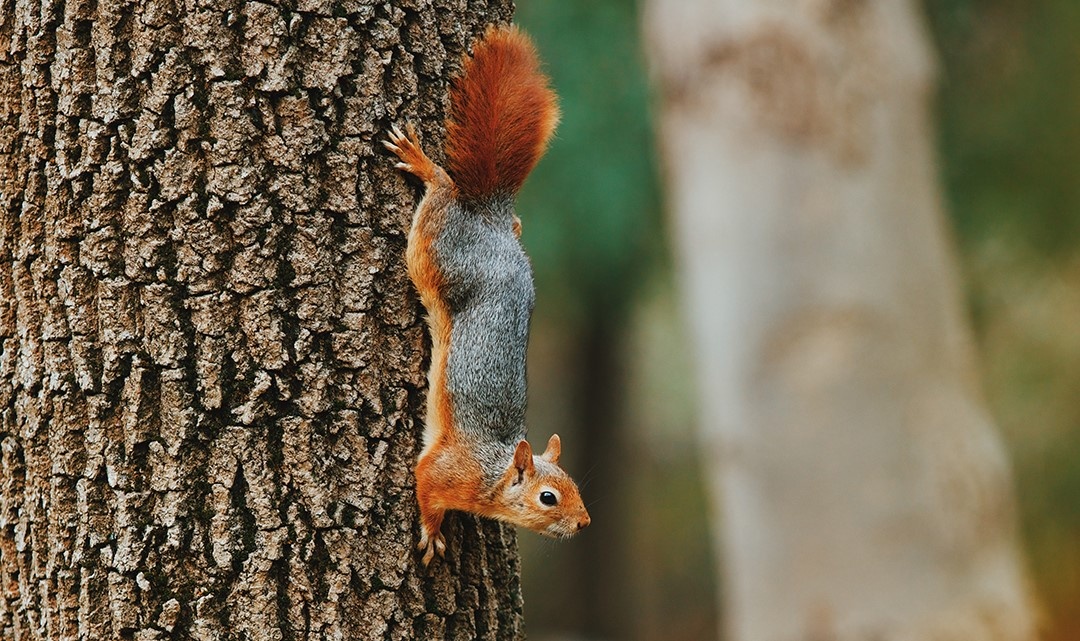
xmin=643 ymin=2 xmax=1040 ymax=640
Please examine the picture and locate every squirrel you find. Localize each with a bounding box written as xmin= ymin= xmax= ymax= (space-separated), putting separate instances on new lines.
xmin=384 ymin=25 xmax=591 ymax=565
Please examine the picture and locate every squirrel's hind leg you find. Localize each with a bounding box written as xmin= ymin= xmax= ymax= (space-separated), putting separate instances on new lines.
xmin=384 ymin=124 xmax=450 ymax=188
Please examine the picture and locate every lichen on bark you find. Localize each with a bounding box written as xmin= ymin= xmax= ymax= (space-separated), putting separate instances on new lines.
xmin=0 ymin=0 xmax=524 ymax=639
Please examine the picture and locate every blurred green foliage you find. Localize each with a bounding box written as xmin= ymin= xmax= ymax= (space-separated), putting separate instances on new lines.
xmin=515 ymin=0 xmax=663 ymax=319
xmin=929 ymin=0 xmax=1080 ymax=256
xmin=928 ymin=1 xmax=1080 ymax=635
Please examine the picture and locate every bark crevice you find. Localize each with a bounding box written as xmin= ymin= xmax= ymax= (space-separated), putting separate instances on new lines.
xmin=1 ymin=2 xmax=523 ymax=639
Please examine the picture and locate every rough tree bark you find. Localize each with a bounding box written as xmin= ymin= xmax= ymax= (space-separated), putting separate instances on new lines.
xmin=644 ymin=1 xmax=1040 ymax=640
xmin=0 ymin=1 xmax=525 ymax=639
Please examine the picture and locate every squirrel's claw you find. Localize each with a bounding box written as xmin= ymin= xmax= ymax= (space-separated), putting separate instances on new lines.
xmin=385 ymin=123 xmax=439 ymax=184
xmin=384 ymin=125 xmax=409 ymax=158
xmin=418 ymin=529 xmax=446 ymax=566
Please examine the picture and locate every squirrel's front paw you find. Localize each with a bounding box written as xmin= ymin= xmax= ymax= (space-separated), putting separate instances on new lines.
xmin=418 ymin=527 xmax=447 ymax=566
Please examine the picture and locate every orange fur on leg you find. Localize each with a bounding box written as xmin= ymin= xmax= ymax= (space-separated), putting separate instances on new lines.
xmin=384 ymin=124 xmax=439 ymax=185
xmin=415 ymin=454 xmax=448 ymax=565
xmin=387 ymin=125 xmax=462 ymax=563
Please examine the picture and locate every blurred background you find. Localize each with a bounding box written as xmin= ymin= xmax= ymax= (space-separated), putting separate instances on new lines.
xmin=510 ymin=1 xmax=1080 ymax=640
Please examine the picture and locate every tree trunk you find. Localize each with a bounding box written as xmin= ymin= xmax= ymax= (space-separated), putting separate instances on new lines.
xmin=0 ymin=1 xmax=524 ymax=639
xmin=644 ymin=1 xmax=1040 ymax=640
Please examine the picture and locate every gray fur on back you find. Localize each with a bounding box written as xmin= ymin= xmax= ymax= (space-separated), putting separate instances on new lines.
xmin=436 ymin=196 xmax=534 ymax=463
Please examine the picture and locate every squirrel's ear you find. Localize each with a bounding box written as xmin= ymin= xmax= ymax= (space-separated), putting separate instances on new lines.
xmin=541 ymin=433 xmax=561 ymax=464
xmin=512 ymin=440 xmax=535 ymax=478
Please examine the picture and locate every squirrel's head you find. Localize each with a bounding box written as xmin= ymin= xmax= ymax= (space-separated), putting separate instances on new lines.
xmin=495 ymin=434 xmax=590 ymax=538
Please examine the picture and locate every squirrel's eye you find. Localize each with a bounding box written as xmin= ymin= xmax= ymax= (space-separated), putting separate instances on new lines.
xmin=539 ymin=491 xmax=558 ymax=506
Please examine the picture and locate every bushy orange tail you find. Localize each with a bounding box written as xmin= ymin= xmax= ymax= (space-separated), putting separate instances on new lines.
xmin=445 ymin=25 xmax=560 ymax=202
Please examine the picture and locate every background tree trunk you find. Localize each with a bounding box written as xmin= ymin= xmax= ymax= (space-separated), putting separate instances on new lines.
xmin=644 ymin=1 xmax=1040 ymax=640
xmin=0 ymin=1 xmax=524 ymax=639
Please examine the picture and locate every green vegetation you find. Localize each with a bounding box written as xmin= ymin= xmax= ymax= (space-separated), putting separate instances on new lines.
xmin=517 ymin=1 xmax=1080 ymax=638
xmin=929 ymin=2 xmax=1080 ymax=635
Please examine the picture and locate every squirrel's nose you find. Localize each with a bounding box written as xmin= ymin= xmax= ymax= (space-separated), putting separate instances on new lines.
xmin=577 ymin=513 xmax=591 ymax=531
